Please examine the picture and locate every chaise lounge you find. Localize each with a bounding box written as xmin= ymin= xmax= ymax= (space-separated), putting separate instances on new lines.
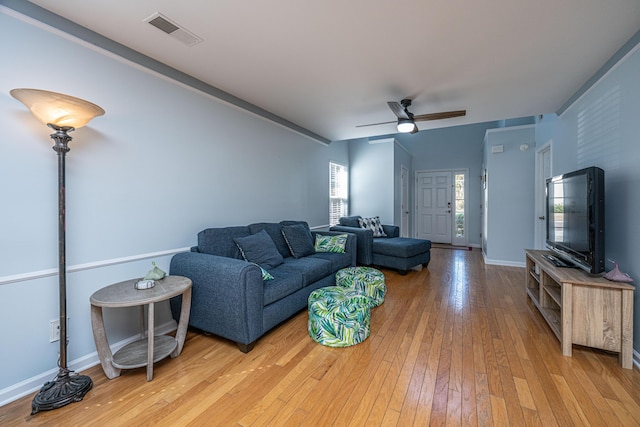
xmin=330 ymin=216 xmax=431 ymax=274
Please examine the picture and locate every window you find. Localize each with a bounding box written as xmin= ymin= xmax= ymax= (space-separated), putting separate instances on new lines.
xmin=454 ymin=173 xmax=465 ymax=238
xmin=329 ymin=162 xmax=348 ymax=226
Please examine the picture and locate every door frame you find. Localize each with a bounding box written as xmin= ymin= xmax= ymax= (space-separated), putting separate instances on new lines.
xmin=451 ymin=169 xmax=469 ymax=247
xmin=534 ymin=140 xmax=552 ymax=249
xmin=400 ymin=165 xmax=409 ymax=237
xmin=414 ymin=168 xmax=468 ymax=244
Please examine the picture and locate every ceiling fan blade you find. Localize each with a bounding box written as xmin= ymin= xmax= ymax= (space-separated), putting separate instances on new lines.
xmin=355 ymin=120 xmax=397 ymax=128
xmin=387 ymin=102 xmax=411 ymax=119
xmin=413 ymin=110 xmax=466 ymax=121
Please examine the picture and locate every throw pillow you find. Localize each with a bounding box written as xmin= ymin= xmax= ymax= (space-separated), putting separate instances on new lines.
xmin=234 ymin=229 xmax=284 ymax=269
xmin=358 ymin=216 xmax=387 ymax=237
xmin=252 ymin=263 xmax=274 ymax=281
xmin=281 ymin=224 xmax=315 ymax=258
xmin=314 ymin=233 xmax=348 ymax=253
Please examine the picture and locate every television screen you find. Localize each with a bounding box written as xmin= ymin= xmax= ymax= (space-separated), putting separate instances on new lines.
xmin=547 ymin=174 xmax=589 ymax=253
xmin=545 ymin=166 xmax=604 ymax=274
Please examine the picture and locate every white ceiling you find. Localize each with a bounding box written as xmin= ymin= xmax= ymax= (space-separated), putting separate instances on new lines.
xmin=26 ymin=0 xmax=640 ymax=142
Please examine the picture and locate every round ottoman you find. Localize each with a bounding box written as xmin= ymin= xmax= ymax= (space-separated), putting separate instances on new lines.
xmin=335 ymin=267 xmax=386 ymax=308
xmin=308 ymin=286 xmax=371 ymax=347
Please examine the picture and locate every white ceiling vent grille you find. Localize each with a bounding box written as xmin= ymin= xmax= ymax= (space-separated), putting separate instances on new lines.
xmin=144 ymin=12 xmax=203 ymax=47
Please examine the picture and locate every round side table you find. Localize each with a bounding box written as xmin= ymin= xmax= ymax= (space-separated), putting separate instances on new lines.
xmin=90 ymin=275 xmax=192 ymax=381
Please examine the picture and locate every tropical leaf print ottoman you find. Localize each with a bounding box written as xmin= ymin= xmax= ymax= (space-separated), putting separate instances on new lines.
xmin=335 ymin=267 xmax=386 ymax=308
xmin=308 ymin=286 xmax=371 ymax=347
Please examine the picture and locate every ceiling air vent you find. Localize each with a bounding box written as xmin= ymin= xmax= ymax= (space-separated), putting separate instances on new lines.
xmin=144 ymin=12 xmax=203 ymax=47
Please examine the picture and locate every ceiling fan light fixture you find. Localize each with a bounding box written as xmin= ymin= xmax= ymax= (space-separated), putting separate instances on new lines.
xmin=397 ymin=118 xmax=415 ymax=133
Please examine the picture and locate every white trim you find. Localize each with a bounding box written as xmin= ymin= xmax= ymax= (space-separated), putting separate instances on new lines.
xmin=310 ymin=224 xmax=331 ymax=230
xmin=534 ymin=141 xmax=553 ymax=249
xmin=368 ymin=137 xmax=394 ymax=144
xmin=451 ymin=169 xmax=469 ymax=247
xmin=482 ymin=251 xmax=526 ymax=268
xmin=484 ymin=124 xmax=536 ymax=139
xmin=400 ymin=165 xmax=409 ymax=238
xmin=0 ymin=247 xmax=191 ymax=286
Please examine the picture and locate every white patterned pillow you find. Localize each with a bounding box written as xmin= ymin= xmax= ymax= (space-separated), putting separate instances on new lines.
xmin=358 ymin=216 xmax=387 ymax=237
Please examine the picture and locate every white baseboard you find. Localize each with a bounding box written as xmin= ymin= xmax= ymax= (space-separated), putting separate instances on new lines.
xmin=0 ymin=320 xmax=177 ymax=407
xmin=482 ymin=252 xmax=526 ymax=268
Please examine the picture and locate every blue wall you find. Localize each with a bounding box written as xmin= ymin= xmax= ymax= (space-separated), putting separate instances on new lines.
xmin=398 ymin=122 xmax=499 ymax=246
xmin=483 ymin=126 xmax=536 ymax=265
xmin=348 ymin=138 xmax=394 ymax=223
xmin=0 ymin=7 xmax=348 ymax=403
xmin=538 ymin=41 xmax=640 ymax=352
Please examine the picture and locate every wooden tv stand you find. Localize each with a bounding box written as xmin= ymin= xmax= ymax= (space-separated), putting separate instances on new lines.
xmin=525 ymin=249 xmax=634 ymax=369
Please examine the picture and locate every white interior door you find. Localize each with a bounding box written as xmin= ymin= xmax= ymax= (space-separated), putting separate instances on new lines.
xmin=401 ymin=165 xmax=409 ymax=237
xmin=535 ymin=142 xmax=552 ymax=249
xmin=416 ymin=171 xmax=452 ymax=243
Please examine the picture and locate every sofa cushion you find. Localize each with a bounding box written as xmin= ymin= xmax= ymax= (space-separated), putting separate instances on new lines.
xmin=359 ymin=216 xmax=387 ymax=237
xmin=197 ymin=226 xmax=250 ymax=258
xmin=372 ymin=237 xmax=431 ymax=258
xmin=339 ymin=216 xmax=362 ymax=228
xmin=274 ymin=257 xmax=333 ymax=287
xmin=248 ymin=222 xmax=291 ymax=258
xmin=263 ymin=270 xmax=303 ymax=306
xmin=314 ymin=233 xmax=348 ymax=253
xmin=281 ymin=223 xmax=315 ymax=258
xmin=234 ymin=229 xmax=284 ymax=269
xmin=309 ymin=252 xmax=353 ymax=271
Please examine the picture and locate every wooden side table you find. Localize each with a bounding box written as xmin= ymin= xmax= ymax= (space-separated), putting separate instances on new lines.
xmin=90 ymin=275 xmax=192 ymax=381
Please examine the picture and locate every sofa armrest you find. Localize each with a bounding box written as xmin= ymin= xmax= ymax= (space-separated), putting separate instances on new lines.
xmin=382 ymin=224 xmax=400 ymax=238
xmin=169 ymin=252 xmax=264 ymax=346
xmin=328 ymin=225 xmax=373 ymax=265
xmin=312 ymin=230 xmax=358 ymax=266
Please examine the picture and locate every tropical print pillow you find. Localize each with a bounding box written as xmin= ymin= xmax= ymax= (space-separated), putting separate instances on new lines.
xmin=314 ymin=233 xmax=348 ymax=253
xmin=250 ymin=263 xmax=274 ymax=281
xmin=358 ymin=216 xmax=387 ymax=237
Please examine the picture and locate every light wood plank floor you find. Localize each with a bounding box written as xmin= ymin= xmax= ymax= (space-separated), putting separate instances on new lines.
xmin=3 ymin=248 xmax=640 ymax=426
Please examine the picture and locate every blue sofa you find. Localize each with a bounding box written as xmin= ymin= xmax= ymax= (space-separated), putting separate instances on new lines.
xmin=169 ymin=221 xmax=356 ymax=352
xmin=330 ymin=216 xmax=431 ymax=274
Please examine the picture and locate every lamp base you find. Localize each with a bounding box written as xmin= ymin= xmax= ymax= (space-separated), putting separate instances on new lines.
xmin=31 ymin=369 xmax=92 ymax=415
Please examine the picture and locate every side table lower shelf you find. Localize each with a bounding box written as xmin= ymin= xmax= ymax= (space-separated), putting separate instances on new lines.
xmin=113 ymin=335 xmax=178 ymax=369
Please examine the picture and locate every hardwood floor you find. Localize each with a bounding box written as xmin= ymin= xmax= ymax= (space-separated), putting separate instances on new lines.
xmin=3 ymin=248 xmax=640 ymax=426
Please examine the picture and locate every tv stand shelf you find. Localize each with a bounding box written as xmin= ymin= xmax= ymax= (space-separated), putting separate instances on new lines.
xmin=525 ymin=249 xmax=634 ymax=369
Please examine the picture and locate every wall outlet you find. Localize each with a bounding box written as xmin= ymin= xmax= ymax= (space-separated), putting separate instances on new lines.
xmin=50 ymin=319 xmax=60 ymax=342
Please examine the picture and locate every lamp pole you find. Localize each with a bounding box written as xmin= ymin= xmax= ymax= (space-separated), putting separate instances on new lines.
xmin=31 ymin=125 xmax=93 ymax=414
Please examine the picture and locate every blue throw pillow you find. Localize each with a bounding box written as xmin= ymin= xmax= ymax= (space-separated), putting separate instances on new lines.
xmin=234 ymin=229 xmax=283 ymax=269
xmin=281 ymin=224 xmax=315 ymax=258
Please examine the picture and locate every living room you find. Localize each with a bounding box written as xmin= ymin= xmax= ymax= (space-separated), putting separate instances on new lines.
xmin=1 ymin=0 xmax=640 ymax=423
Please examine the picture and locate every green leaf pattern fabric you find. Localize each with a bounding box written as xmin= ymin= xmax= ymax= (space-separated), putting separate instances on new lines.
xmin=314 ymin=233 xmax=348 ymax=253
xmin=308 ymin=286 xmax=371 ymax=347
xmin=335 ymin=267 xmax=386 ymax=308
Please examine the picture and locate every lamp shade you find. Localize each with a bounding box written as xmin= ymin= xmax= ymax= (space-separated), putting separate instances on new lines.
xmin=397 ymin=118 xmax=416 ymax=133
xmin=10 ymin=88 xmax=104 ymax=129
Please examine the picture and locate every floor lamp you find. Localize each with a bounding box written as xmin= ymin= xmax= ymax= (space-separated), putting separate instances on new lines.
xmin=10 ymin=88 xmax=105 ymax=414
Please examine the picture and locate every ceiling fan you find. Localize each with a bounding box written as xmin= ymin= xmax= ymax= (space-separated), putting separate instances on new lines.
xmin=357 ymin=99 xmax=466 ymax=134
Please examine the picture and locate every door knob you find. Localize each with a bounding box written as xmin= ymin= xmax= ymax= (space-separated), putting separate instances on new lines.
xmin=538 ymin=216 xmax=545 ymax=220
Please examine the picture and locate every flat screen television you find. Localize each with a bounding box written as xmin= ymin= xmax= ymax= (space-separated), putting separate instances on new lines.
xmin=546 ymin=166 xmax=605 ymax=274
